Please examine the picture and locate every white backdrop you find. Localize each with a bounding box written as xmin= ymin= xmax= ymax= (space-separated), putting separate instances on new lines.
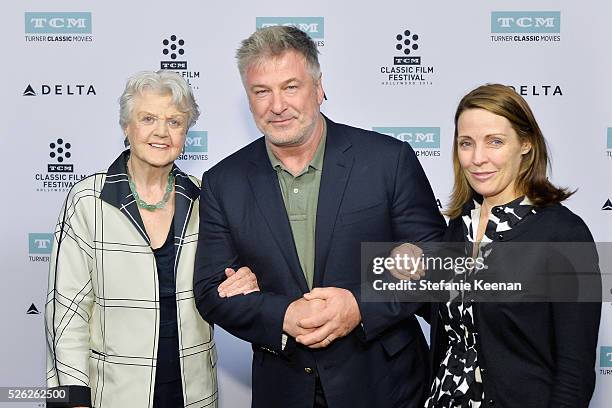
xmin=1 ymin=1 xmax=611 ymax=406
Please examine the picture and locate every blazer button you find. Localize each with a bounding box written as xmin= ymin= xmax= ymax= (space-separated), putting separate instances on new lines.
xmin=488 ymin=399 xmax=495 ymax=406
xmin=497 ymin=233 xmax=504 ymax=241
xmin=304 ymin=367 xmax=313 ymax=374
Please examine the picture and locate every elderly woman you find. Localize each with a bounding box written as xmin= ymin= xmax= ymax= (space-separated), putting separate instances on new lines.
xmin=421 ymin=84 xmax=601 ymax=407
xmin=45 ymin=70 xmax=257 ymax=408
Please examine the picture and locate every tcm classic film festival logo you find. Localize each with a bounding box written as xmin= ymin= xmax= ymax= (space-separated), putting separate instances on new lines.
xmin=158 ymin=36 xmax=208 ymax=161
xmin=380 ymin=29 xmax=435 ymax=86
xmin=33 ymin=138 xmax=87 ymax=192
xmin=29 ymin=233 xmax=53 ymax=263
xmin=24 ymin=12 xmax=93 ymax=43
xmin=373 ymin=127 xmax=441 ymax=158
xmin=159 ymin=34 xmax=201 ymax=90
xmin=491 ymin=11 xmax=560 ymax=43
xmin=256 ymin=17 xmax=325 ymax=47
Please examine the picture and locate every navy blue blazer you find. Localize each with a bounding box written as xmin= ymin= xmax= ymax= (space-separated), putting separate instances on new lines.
xmin=194 ymin=116 xmax=446 ymax=408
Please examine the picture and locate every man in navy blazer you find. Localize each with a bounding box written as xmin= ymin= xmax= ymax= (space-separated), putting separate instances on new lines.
xmin=194 ymin=26 xmax=446 ymax=408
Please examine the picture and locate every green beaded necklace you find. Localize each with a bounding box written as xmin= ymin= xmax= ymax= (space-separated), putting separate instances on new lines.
xmin=127 ymin=170 xmax=175 ymax=211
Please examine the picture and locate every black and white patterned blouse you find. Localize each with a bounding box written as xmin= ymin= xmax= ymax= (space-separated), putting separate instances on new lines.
xmin=425 ymin=196 xmax=535 ymax=408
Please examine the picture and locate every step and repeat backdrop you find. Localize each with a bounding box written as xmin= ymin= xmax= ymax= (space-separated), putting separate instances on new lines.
xmin=1 ymin=0 xmax=611 ymax=406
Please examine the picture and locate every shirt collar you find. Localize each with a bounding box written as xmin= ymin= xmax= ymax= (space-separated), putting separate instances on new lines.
xmin=462 ymin=195 xmax=536 ymax=230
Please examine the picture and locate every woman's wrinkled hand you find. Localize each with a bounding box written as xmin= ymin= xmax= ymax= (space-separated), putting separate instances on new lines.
xmin=218 ymin=266 xmax=260 ymax=297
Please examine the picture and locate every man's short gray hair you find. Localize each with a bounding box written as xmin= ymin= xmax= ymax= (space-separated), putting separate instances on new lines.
xmin=236 ymin=26 xmax=321 ymax=82
xmin=118 ymin=70 xmax=200 ymax=130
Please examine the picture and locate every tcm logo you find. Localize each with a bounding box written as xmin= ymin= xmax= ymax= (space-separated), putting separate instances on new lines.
xmin=161 ymin=35 xmax=187 ymax=70
xmin=373 ymin=127 xmax=440 ymax=149
xmin=601 ymin=347 xmax=612 ymax=367
xmin=393 ymin=29 xmax=421 ymax=65
xmin=491 ymin=11 xmax=560 ymax=33
xmin=184 ymin=131 xmax=208 ymax=153
xmin=29 ymin=233 xmax=53 ymax=254
xmin=25 ymin=12 xmax=92 ymax=34
xmin=256 ymin=17 xmax=324 ymax=39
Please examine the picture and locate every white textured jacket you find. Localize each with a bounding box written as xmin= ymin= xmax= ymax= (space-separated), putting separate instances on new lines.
xmin=46 ymin=151 xmax=217 ymax=408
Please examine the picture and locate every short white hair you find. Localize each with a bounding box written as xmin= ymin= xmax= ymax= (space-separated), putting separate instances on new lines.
xmin=119 ymin=70 xmax=200 ymax=130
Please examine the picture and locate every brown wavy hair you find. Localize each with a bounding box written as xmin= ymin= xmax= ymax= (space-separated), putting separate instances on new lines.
xmin=445 ymin=84 xmax=573 ymax=219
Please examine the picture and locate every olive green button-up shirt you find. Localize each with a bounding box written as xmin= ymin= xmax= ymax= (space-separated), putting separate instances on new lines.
xmin=266 ymin=120 xmax=327 ymax=289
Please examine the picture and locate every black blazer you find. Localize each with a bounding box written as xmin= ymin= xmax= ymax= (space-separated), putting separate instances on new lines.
xmin=430 ymin=203 xmax=601 ymax=408
xmin=194 ymin=116 xmax=446 ymax=408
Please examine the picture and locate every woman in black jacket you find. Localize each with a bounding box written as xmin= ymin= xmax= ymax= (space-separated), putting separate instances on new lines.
xmin=423 ymin=84 xmax=601 ymax=407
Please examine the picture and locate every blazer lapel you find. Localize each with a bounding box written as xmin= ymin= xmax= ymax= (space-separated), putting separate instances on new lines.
xmin=100 ymin=150 xmax=150 ymax=245
xmin=313 ymin=118 xmax=354 ymax=287
xmin=247 ymin=140 xmax=310 ymax=293
xmin=172 ymin=168 xmax=200 ymax=264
